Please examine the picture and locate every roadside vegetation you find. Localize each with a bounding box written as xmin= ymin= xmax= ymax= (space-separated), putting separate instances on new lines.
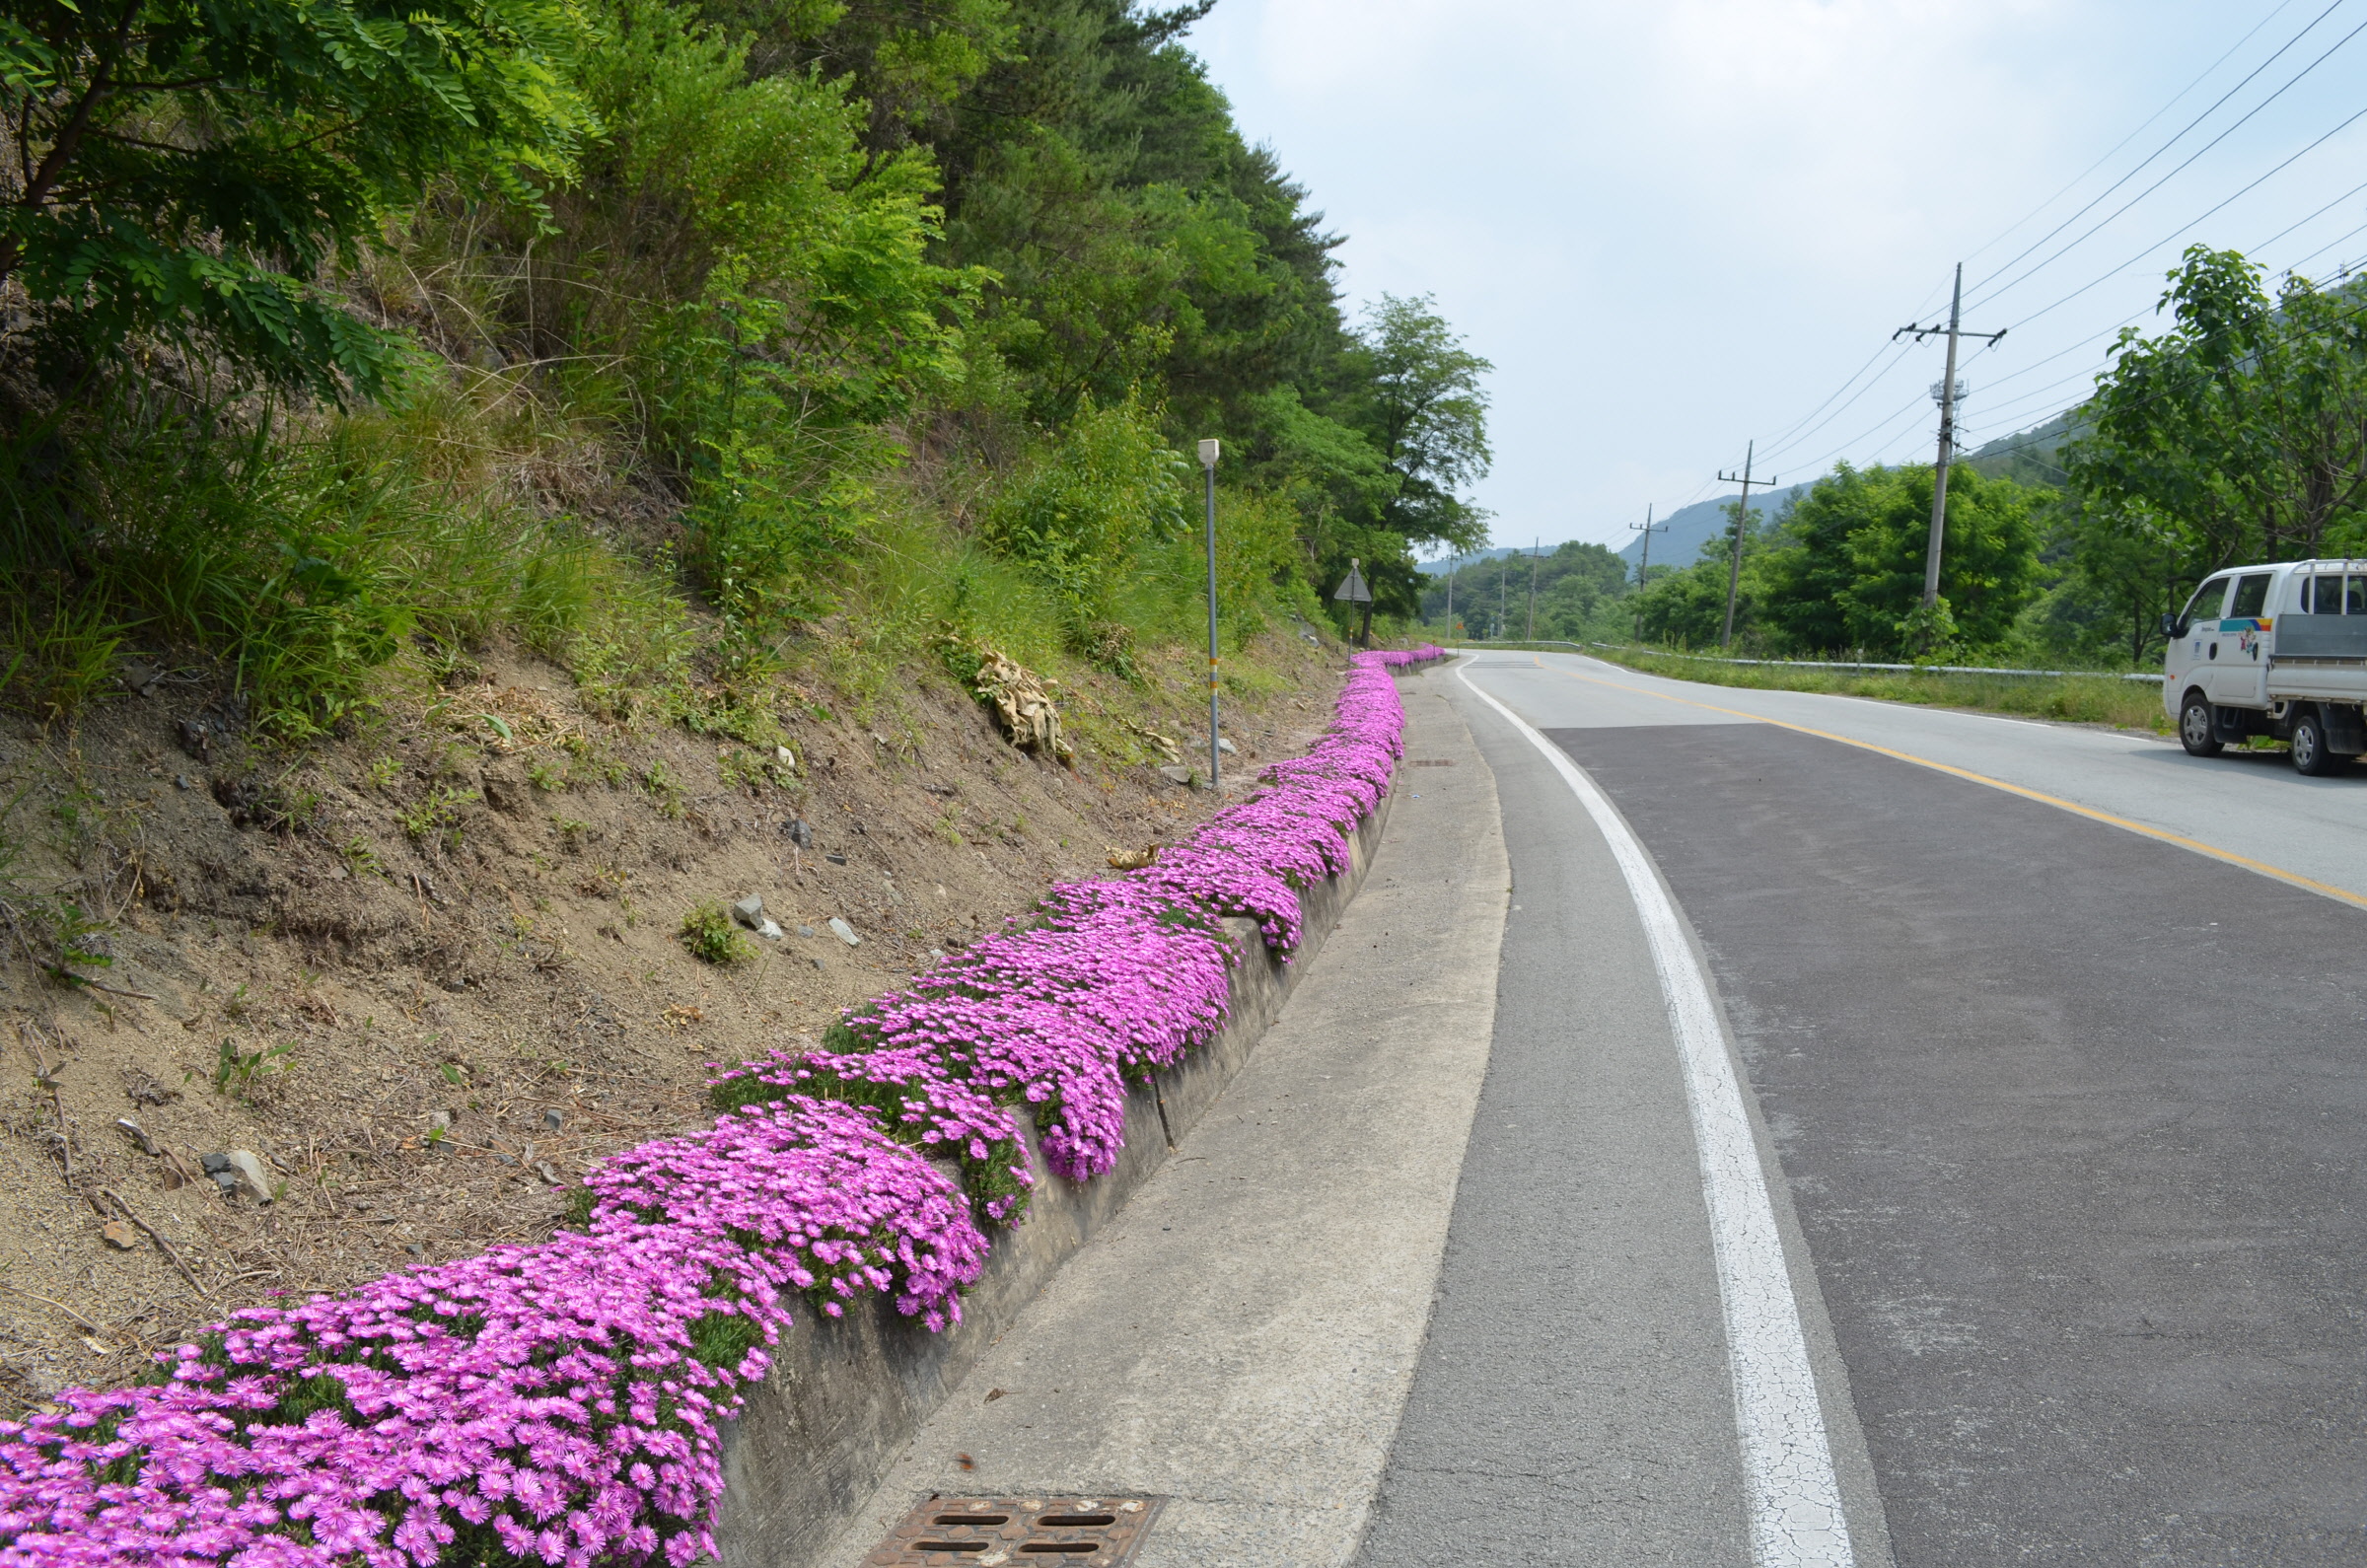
xmin=0 ymin=0 xmax=1485 ymax=1417
xmin=1585 ymin=650 xmax=2171 ymax=733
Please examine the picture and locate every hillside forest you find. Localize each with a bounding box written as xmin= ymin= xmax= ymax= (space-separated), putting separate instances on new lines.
xmin=1433 ymin=248 xmax=2367 ymax=670
xmin=0 ymin=0 xmax=1508 ymax=1407
xmin=0 ymin=0 xmax=1493 ymax=747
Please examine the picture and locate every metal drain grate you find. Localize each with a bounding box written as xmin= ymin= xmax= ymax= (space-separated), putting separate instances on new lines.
xmin=863 ymin=1495 xmax=1165 ymax=1566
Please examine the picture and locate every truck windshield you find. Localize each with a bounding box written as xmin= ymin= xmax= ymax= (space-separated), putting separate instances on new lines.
xmin=2184 ymin=578 xmax=2230 ymax=623
xmin=2230 ymin=574 xmax=2271 ymax=618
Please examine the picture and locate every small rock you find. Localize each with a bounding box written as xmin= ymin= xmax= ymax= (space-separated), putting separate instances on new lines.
xmin=756 ymin=918 xmax=783 ymax=941
xmin=785 ymin=818 xmax=814 ymax=848
xmin=173 ymin=773 xmax=190 ymax=791
xmin=825 ymin=852 xmax=847 ymax=866
xmin=101 ymin=1221 xmax=139 ymax=1250
xmin=1157 ymin=764 xmax=1198 ymax=787
xmin=220 ymin=1149 xmax=275 ymax=1203
xmin=428 ymin=1110 xmax=453 ymax=1132
xmin=121 ymin=1068 xmax=179 ymax=1107
xmin=1216 ymin=738 xmax=1237 ymax=754
xmin=404 ymin=1244 xmax=426 ymax=1258
xmin=827 ymin=917 xmax=861 ymax=947
xmin=774 ymin=746 xmax=794 ymax=765
xmin=730 ymin=894 xmax=765 ymax=930
xmin=541 ymin=1108 xmax=564 ymax=1132
xmin=159 ymin=1149 xmax=200 ymax=1190
xmin=536 ymin=1160 xmax=562 ymax=1185
xmin=809 ymin=957 xmax=824 ymax=970
xmin=797 ymin=924 xmax=817 ymax=938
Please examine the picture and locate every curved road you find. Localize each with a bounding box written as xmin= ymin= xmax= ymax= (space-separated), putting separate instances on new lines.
xmin=825 ymin=651 xmax=2367 ymax=1568
xmin=1361 ymin=651 xmax=2367 ymax=1565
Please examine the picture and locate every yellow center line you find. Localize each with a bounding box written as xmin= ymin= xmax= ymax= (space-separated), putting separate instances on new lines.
xmin=1494 ymin=655 xmax=2367 ymax=915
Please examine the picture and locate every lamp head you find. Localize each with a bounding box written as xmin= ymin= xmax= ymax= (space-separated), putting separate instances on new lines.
xmin=1196 ymin=438 xmax=1220 ymax=469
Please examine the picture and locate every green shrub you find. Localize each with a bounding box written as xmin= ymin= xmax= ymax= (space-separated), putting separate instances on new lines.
xmin=679 ymin=903 xmax=753 ymax=965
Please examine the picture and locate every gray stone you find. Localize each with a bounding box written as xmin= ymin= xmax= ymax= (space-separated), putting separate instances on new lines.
xmin=1157 ymin=764 xmax=1198 ymax=787
xmin=542 ymin=1108 xmax=564 ymax=1132
xmin=827 ymin=917 xmax=861 ymax=947
xmin=756 ymin=918 xmax=784 ymax=941
xmin=221 ymin=1149 xmax=275 ymax=1203
xmin=731 ymin=894 xmax=766 ymax=929
xmin=428 ymin=1109 xmax=453 ymax=1132
xmin=797 ymin=925 xmax=817 ymax=938
xmin=1216 ymin=737 xmax=1238 ymax=754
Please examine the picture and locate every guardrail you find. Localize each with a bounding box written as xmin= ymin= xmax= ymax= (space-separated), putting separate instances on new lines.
xmin=1448 ymin=641 xmax=2168 ymax=683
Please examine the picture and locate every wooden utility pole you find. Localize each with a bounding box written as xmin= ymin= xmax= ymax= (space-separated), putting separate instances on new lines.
xmin=1628 ymin=504 xmax=1666 ymax=638
xmin=1715 ymin=442 xmax=1775 ymax=650
xmin=1526 ymin=538 xmax=1540 ymax=641
xmin=1895 ymin=263 xmax=2006 ymax=613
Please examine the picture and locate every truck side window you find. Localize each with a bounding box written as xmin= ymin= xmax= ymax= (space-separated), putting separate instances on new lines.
xmin=2184 ymin=577 xmax=2231 ymax=625
xmin=2347 ymin=576 xmax=2367 ymax=614
xmin=2230 ymin=574 xmax=2271 ymax=618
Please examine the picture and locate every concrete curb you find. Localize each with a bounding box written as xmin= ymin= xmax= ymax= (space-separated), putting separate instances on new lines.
xmin=713 ymin=690 xmax=1413 ymax=1568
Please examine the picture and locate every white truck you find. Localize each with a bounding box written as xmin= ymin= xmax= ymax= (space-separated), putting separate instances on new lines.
xmin=2164 ymin=560 xmax=2367 ymax=774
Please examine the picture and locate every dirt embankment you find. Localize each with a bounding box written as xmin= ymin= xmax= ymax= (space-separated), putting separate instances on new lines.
xmin=0 ymin=632 xmax=1345 ymax=1408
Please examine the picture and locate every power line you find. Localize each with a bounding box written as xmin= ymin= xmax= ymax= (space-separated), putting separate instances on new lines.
xmin=1754 ymin=340 xmax=1923 ymax=466
xmin=1966 ymin=0 xmax=2365 ymax=311
xmin=1960 ymin=0 xmax=2312 ymax=270
xmin=1757 ymin=337 xmax=1913 ymax=455
xmin=1993 ymin=98 xmax=2367 ymax=335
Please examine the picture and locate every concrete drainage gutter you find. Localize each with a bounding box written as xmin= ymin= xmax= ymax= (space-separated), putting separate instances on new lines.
xmin=712 ymin=778 xmax=1397 ymax=1568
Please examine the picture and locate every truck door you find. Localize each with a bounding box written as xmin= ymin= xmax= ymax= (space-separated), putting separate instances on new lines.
xmin=2170 ymin=574 xmax=2232 ymax=697
xmin=2209 ymin=571 xmax=2274 ymax=706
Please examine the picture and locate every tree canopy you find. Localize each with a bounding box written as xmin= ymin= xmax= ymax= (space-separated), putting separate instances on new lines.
xmin=0 ymin=0 xmax=596 ymax=398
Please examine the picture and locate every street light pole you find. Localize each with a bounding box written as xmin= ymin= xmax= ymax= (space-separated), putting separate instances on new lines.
xmin=1198 ymin=438 xmax=1221 ymax=790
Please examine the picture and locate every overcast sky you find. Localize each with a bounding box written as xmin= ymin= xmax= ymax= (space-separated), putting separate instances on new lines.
xmin=1182 ymin=0 xmax=2367 ymax=555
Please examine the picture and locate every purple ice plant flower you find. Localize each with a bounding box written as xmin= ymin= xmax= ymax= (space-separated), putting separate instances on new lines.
xmin=0 ymin=649 xmax=1438 ymax=1568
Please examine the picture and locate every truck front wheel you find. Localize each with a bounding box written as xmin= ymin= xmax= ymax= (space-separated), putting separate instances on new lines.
xmin=2293 ymin=705 xmax=2344 ymax=775
xmin=2180 ymin=689 xmax=2222 ymax=756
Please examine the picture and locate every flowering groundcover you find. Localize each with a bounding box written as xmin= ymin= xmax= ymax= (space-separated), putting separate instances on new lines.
xmin=0 ymin=648 xmax=1440 ymax=1568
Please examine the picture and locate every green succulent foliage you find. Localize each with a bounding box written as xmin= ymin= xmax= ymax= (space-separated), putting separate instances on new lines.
xmin=0 ymin=0 xmax=597 ymax=398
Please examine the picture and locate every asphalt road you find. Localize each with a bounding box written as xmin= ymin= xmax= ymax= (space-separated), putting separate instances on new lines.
xmin=1395 ymin=651 xmax=2367 ymax=1565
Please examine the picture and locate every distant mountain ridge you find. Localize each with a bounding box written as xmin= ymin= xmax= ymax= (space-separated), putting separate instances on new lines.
xmin=1612 ymin=484 xmax=1813 ymax=570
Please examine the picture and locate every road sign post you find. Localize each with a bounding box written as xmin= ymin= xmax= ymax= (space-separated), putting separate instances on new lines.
xmin=1333 ymin=558 xmax=1374 ymax=648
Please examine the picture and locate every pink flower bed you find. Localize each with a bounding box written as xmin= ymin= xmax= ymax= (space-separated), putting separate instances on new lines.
xmin=0 ymin=649 xmax=1439 ymax=1568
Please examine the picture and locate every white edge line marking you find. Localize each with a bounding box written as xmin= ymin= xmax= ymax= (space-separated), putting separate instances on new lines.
xmin=1458 ymin=663 xmax=1856 ymax=1568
